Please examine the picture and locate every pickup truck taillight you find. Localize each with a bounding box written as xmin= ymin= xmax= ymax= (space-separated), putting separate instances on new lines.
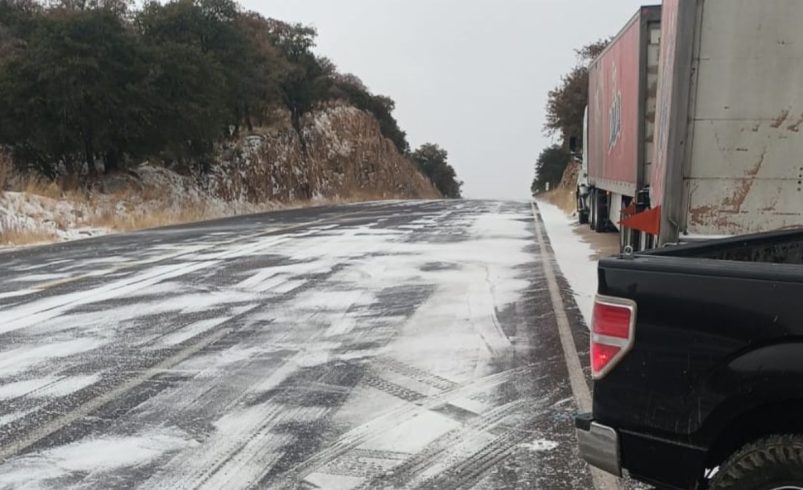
xmin=591 ymin=295 xmax=637 ymax=379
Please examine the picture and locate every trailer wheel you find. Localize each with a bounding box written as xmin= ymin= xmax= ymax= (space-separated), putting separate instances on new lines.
xmin=592 ymin=189 xmax=607 ymax=233
xmin=709 ymin=434 xmax=803 ymax=490
xmin=589 ymin=189 xmax=598 ymax=231
xmin=579 ymin=211 xmax=589 ymax=225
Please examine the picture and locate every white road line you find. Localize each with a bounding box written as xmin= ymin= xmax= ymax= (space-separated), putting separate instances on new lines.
xmin=531 ymin=202 xmax=621 ymax=490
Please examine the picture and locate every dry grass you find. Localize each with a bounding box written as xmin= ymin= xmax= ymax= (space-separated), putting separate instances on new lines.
xmin=297 ymin=190 xmax=411 ymax=208
xmin=0 ymin=154 xmax=10 ymax=191
xmin=1 ymin=179 xmax=421 ymax=249
xmin=87 ymin=199 xmax=227 ymax=232
xmin=17 ymin=175 xmax=88 ymax=203
xmin=20 ymin=176 xmax=63 ymax=199
xmin=539 ymin=160 xmax=580 ymax=214
xmin=138 ymin=184 xmax=165 ymax=202
xmin=540 ymin=187 xmax=577 ymax=214
xmin=0 ymin=228 xmax=56 ymax=247
xmin=348 ymin=189 xmax=408 ymax=201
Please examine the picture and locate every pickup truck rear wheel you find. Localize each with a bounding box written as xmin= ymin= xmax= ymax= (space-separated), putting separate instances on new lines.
xmin=709 ymin=435 xmax=803 ymax=490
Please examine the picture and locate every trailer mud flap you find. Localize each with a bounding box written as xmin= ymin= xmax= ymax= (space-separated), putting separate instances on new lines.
xmin=620 ymin=206 xmax=661 ymax=236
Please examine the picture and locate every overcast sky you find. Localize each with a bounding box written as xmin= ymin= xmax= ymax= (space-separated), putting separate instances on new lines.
xmin=241 ymin=0 xmax=649 ymax=199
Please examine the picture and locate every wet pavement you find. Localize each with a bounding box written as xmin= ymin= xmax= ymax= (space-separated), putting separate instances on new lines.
xmin=0 ymin=200 xmax=602 ymax=489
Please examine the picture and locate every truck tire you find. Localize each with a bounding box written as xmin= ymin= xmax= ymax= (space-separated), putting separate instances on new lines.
xmin=709 ymin=435 xmax=803 ymax=490
xmin=593 ymin=190 xmax=607 ymax=233
xmin=589 ymin=189 xmax=598 ymax=230
xmin=576 ymin=187 xmax=589 ymax=225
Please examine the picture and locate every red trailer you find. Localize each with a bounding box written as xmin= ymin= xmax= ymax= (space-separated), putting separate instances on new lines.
xmin=580 ymin=6 xmax=661 ymax=249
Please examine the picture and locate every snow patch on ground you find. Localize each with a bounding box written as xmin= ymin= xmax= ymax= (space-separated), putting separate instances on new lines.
xmin=0 ymin=427 xmax=193 ymax=488
xmin=536 ymin=199 xmax=599 ymax=327
xmin=34 ymin=374 xmax=101 ymax=398
xmin=361 ymin=409 xmax=460 ymax=454
xmin=519 ymin=439 xmax=560 ymax=452
xmin=159 ymin=317 xmax=233 ymax=347
xmin=0 ymin=410 xmax=34 ymax=428
xmin=0 ymin=339 xmax=105 ymax=377
xmin=0 ymin=377 xmax=58 ymax=400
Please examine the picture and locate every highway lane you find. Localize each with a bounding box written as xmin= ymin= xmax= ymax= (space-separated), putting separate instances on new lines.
xmin=0 ymin=200 xmax=598 ymax=489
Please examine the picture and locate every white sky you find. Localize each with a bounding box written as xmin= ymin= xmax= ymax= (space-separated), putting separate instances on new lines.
xmin=240 ymin=0 xmax=650 ymax=199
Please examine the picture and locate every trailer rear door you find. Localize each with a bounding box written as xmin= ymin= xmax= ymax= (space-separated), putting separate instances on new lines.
xmin=682 ymin=0 xmax=803 ymax=237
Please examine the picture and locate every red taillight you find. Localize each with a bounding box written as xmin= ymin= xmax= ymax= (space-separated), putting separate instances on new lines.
xmin=591 ymin=296 xmax=636 ymax=379
xmin=591 ymin=343 xmax=621 ymax=375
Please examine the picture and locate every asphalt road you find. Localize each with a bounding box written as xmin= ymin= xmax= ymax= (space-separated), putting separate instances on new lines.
xmin=0 ymin=200 xmax=601 ymax=489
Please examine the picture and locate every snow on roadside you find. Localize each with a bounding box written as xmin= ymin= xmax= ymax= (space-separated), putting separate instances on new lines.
xmin=0 ymin=163 xmax=281 ymax=248
xmin=536 ymin=199 xmax=599 ymax=328
xmin=0 ymin=191 xmax=109 ymax=244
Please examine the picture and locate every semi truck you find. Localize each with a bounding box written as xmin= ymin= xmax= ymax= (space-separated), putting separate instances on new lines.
xmin=579 ymin=5 xmax=661 ymax=250
xmin=581 ymin=0 xmax=803 ymax=250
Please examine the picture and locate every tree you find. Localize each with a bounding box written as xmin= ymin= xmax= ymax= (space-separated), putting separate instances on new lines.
xmin=236 ymin=12 xmax=290 ymax=129
xmin=531 ymin=145 xmax=570 ymax=195
xmin=411 ymin=143 xmax=462 ymax=198
xmin=0 ymin=8 xmax=146 ymax=180
xmin=0 ymin=0 xmax=425 ymax=190
xmin=329 ymin=73 xmax=409 ymax=154
xmin=264 ymin=19 xmax=332 ymax=133
xmin=140 ymin=41 xmax=228 ymax=167
xmin=52 ymin=0 xmax=133 ymax=16
xmin=544 ymin=39 xmax=609 ymax=147
xmin=137 ymin=0 xmax=287 ymax=136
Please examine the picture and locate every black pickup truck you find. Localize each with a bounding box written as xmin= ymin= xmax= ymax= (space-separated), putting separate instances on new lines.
xmin=575 ymin=229 xmax=803 ymax=490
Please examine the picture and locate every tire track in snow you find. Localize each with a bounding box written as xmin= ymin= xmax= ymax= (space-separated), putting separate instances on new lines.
xmin=0 ymin=325 xmax=235 ymax=463
xmin=0 ymin=208 xmax=370 ymax=333
xmin=275 ymin=367 xmax=530 ymax=486
xmin=355 ymin=398 xmax=535 ymax=489
xmin=416 ymin=426 xmax=533 ymax=490
xmin=314 ymin=448 xmax=409 ymax=478
xmin=144 ymin=405 xmax=329 ymax=490
xmin=360 ymin=373 xmax=426 ymax=403
xmin=372 ymin=356 xmax=458 ymax=392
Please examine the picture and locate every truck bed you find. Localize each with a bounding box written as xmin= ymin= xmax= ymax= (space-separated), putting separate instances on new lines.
xmin=591 ymin=228 xmax=803 ymax=488
xmin=651 ymin=228 xmax=803 ymax=264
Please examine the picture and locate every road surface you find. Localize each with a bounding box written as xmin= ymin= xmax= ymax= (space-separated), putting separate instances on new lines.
xmin=0 ymin=200 xmax=600 ymax=489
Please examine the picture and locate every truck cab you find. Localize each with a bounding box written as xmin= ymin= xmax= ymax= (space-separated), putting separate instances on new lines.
xmin=576 ymin=108 xmax=591 ymax=225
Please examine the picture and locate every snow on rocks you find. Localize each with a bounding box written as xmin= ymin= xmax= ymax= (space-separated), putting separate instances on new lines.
xmin=0 ymin=191 xmax=108 ymax=244
xmin=0 ymin=103 xmax=437 ymax=248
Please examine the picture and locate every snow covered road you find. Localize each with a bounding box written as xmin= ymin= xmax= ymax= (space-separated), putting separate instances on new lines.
xmin=0 ymin=200 xmax=599 ymax=489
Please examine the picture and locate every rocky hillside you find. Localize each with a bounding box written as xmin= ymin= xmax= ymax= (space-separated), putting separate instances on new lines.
xmin=209 ymin=103 xmax=439 ymax=202
xmin=0 ymin=103 xmax=439 ymax=246
xmin=540 ymin=160 xmax=580 ymax=214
